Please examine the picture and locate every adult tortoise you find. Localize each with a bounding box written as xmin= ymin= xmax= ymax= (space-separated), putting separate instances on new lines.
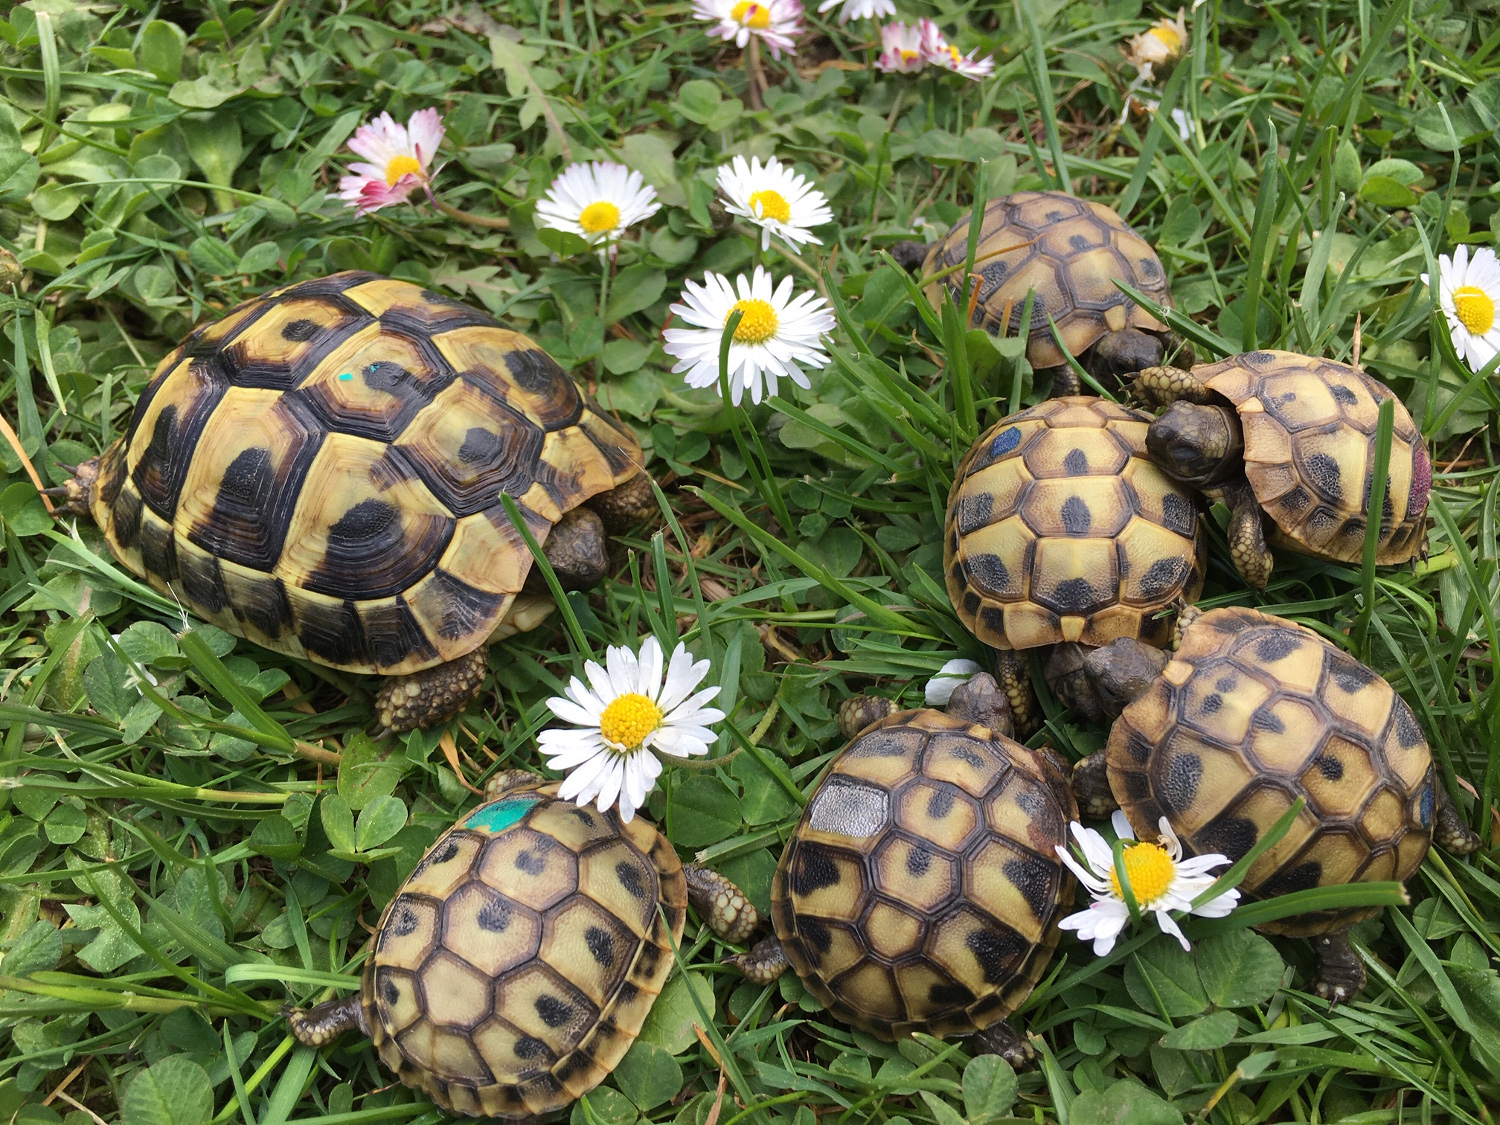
xmin=892 ymin=191 xmax=1190 ymax=395
xmin=1072 ymin=606 xmax=1480 ymax=1002
xmin=684 ymin=674 xmax=1077 ymax=1066
xmin=54 ymin=272 xmax=652 ymax=732
xmin=1133 ymin=349 xmax=1432 ymax=589
xmin=945 ymin=396 xmax=1205 ymax=732
xmin=288 ymin=770 xmax=748 ymax=1117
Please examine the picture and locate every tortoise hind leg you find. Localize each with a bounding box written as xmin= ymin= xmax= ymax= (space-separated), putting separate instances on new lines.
xmin=1072 ymin=751 xmax=1118 ymax=820
xmin=374 ymin=649 xmax=487 ymax=734
xmin=971 ymin=1021 xmax=1035 ymax=1069
xmin=995 ymin=649 xmax=1039 ymax=736
xmin=1311 ymin=931 xmax=1365 ymax=1005
xmin=587 ymin=473 xmax=657 ymax=534
xmin=1434 ymin=783 xmax=1482 ymax=855
xmin=727 ymin=937 xmax=790 ymax=984
xmin=288 ymin=994 xmax=368 ymax=1047
xmin=683 ymin=865 xmax=761 ymax=943
xmin=1224 ymin=480 xmax=1274 ymax=590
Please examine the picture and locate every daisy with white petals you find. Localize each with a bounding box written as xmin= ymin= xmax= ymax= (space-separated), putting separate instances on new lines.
xmin=535 ymin=162 xmax=661 ymax=249
xmin=817 ymin=0 xmax=895 ymax=24
xmin=919 ymin=19 xmax=996 ymax=81
xmin=540 ymin=637 xmax=725 ymax=823
xmin=717 ymin=155 xmax=833 ymax=252
xmin=338 ymin=109 xmax=446 ymax=216
xmin=925 ymin=658 xmax=982 ymax=707
xmin=694 ymin=0 xmax=805 ymax=58
xmin=1056 ymin=811 xmax=1240 ymax=956
xmin=1124 ymin=10 xmax=1189 ymax=82
xmin=1423 ymin=244 xmax=1500 ymax=373
xmin=876 ymin=21 xmax=927 ymax=74
xmin=664 ymin=266 xmax=836 ymax=406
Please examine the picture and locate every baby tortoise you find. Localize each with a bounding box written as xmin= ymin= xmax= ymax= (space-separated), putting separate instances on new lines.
xmin=287 ymin=770 xmax=746 ymax=1117
xmin=686 ymin=674 xmax=1076 ymax=1066
xmin=945 ymin=396 xmax=1205 ymax=731
xmin=1073 ymin=605 xmax=1480 ymax=1002
xmin=1132 ymin=349 xmax=1431 ymax=589
xmin=52 ymin=272 xmax=653 ymax=733
xmin=892 ymin=191 xmax=1190 ymax=395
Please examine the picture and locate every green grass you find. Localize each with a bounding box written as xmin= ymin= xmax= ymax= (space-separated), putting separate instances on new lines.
xmin=1 ymin=0 xmax=1499 ymax=1122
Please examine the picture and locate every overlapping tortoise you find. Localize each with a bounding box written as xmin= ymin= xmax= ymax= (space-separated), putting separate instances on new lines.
xmin=54 ymin=272 xmax=652 ymax=732
xmin=1133 ymin=349 xmax=1432 ymax=589
xmin=1072 ymin=606 xmax=1480 ymax=1001
xmin=892 ymin=190 xmax=1190 ymax=394
xmin=945 ymin=396 xmax=1205 ymax=730
xmin=687 ymin=674 xmax=1077 ymax=1065
xmin=290 ymin=770 xmax=747 ymax=1117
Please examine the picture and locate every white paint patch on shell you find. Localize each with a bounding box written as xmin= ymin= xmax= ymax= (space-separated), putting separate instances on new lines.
xmin=807 ymin=777 xmax=890 ymax=838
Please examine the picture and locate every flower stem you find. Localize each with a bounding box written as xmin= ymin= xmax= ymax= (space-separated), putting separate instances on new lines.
xmin=745 ymin=39 xmax=764 ymax=110
xmin=432 ymin=197 xmax=511 ymax=230
xmin=599 ymin=251 xmax=613 ymax=319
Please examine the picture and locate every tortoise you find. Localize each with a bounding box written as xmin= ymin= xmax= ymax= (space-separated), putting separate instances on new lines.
xmin=944 ymin=395 xmax=1206 ymax=732
xmin=1132 ymin=349 xmax=1432 ymax=589
xmin=891 ymin=191 xmax=1190 ymax=395
xmin=683 ymin=674 xmax=1077 ymax=1066
xmin=287 ymin=770 xmax=745 ymax=1117
xmin=52 ymin=272 xmax=652 ymax=733
xmin=1072 ymin=605 xmax=1481 ymax=1002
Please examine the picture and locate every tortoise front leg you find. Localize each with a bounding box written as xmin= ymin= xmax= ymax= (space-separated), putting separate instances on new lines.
xmin=1433 ymin=783 xmax=1482 ymax=855
xmin=288 ymin=994 xmax=368 ymax=1047
xmin=994 ymin=649 xmax=1039 ymax=737
xmin=374 ymin=649 xmax=487 ymax=734
xmin=727 ymin=937 xmax=791 ymax=984
xmin=1311 ymin=931 xmax=1365 ymax=1005
xmin=1223 ymin=480 xmax=1274 ymax=590
xmin=970 ymin=1021 xmax=1035 ymax=1070
xmin=683 ymin=865 xmax=761 ymax=944
xmin=1130 ymin=365 xmax=1216 ymax=410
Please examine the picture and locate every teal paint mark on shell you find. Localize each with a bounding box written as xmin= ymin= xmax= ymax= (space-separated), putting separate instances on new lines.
xmin=464 ymin=795 xmax=541 ymax=834
xmin=338 ymin=372 xmax=354 ymax=381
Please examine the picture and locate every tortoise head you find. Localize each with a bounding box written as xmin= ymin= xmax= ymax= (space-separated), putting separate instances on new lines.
xmin=1081 ymin=640 xmax=1169 ymax=719
xmin=1146 ymin=402 xmax=1243 ymax=487
xmin=1091 ymin=327 xmax=1166 ymax=380
xmin=945 ymin=672 xmax=1013 ymax=738
xmin=483 ymin=768 xmax=544 ymax=801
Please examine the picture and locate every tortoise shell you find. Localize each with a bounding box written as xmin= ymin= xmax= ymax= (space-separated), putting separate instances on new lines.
xmin=770 ymin=709 xmax=1077 ymax=1039
xmin=87 ymin=272 xmax=642 ymax=675
xmin=364 ymin=780 xmax=686 ymax=1117
xmin=945 ymin=396 xmax=1205 ymax=653
xmin=1105 ymin=606 xmax=1436 ymax=937
xmin=1193 ymin=349 xmax=1431 ymax=565
xmin=921 ymin=191 xmax=1172 ymax=369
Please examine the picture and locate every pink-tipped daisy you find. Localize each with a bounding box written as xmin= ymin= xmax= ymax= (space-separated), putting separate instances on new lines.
xmin=338 ymin=109 xmax=445 ymax=217
xmin=817 ymin=0 xmax=895 ymax=24
xmin=694 ymin=0 xmax=805 ymax=58
xmin=919 ymin=19 xmax=995 ymax=81
xmin=876 ymin=21 xmax=926 ymax=73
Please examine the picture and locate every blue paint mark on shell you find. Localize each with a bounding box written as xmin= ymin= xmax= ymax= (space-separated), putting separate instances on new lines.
xmin=1419 ymin=782 xmax=1434 ymax=830
xmin=465 ymin=795 xmax=541 ymax=834
xmin=338 ymin=372 xmax=354 ymax=381
xmin=989 ymin=427 xmax=1022 ymax=459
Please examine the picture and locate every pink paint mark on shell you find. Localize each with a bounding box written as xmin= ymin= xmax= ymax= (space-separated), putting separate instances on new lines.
xmin=1410 ymin=442 xmax=1432 ymax=516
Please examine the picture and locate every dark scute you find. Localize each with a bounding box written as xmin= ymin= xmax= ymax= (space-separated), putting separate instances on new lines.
xmin=1255 ymin=631 xmax=1300 ymax=661
xmin=237 ymin=574 xmax=295 ymax=639
xmin=432 ymin=840 xmax=460 ymax=864
xmin=219 ymin=447 xmax=273 ymax=508
xmin=514 ymin=1035 xmax=548 ymax=1060
xmin=1127 ymin=732 xmax=1153 ymax=764
xmin=1061 ymin=495 xmax=1092 ymax=535
xmin=616 ymin=860 xmax=648 ymax=900
xmin=575 ymin=808 xmax=596 ymax=828
xmin=1393 ymin=700 xmax=1423 ymax=748
xmin=179 ymin=550 xmax=228 ymax=614
xmin=851 ymin=728 xmax=921 ymax=758
xmin=1122 ymin=770 xmax=1151 ymax=799
xmin=955 ymin=492 xmax=995 ymax=535
xmin=139 ymin=516 xmax=179 ymax=583
xmin=926 ymin=787 xmax=956 ymax=819
xmin=1013 ymin=783 xmax=1044 ymax=815
xmin=1280 ymin=485 xmax=1312 ymax=512
xmin=929 ymin=981 xmax=976 ymax=1007
xmin=99 ymin=449 xmax=127 ymax=506
xmin=979 ymin=607 xmax=1006 ymax=637
xmin=965 ymin=553 xmax=1010 ymax=596
xmin=1200 ymin=693 xmax=1222 ymax=715
xmin=1330 ymin=384 xmax=1358 ymax=406
xmin=282 ymin=319 xmax=320 ymax=342
xmin=420 ymin=569 xmax=507 ymax=642
xmin=1160 ymin=492 xmax=1197 ymax=535
xmin=331 ymin=497 xmax=398 ymax=544
xmin=977 ymin=260 xmax=1009 ymax=303
xmin=1304 ymin=452 xmax=1343 ymax=501
xmin=1069 ymin=234 xmax=1092 ymax=253
xmin=458 ymin=427 xmax=505 ymax=465
xmin=1043 ymin=576 xmax=1098 ymax=614
xmin=906 ymin=846 xmax=933 ymax=877
xmin=514 ymin=848 xmax=546 ymax=876
xmin=133 ymin=405 xmax=189 ymax=518
xmin=584 ymin=926 xmax=615 ymax=966
xmin=1063 ymin=448 xmax=1089 ymax=476
xmin=389 ymin=901 xmax=419 ymax=936
xmin=505 ymin=348 xmax=570 ymax=395
xmin=1260 ymin=859 xmax=1323 ymax=896
xmin=297 ymin=597 xmax=372 ymax=667
xmin=534 ymin=995 xmax=573 ymax=1028
xmin=363 ymin=361 xmax=415 ymax=394
xmin=1197 ymin=816 xmax=1257 ymax=862
xmin=477 ymin=899 xmax=511 ymax=932
xmin=1158 ymin=753 xmax=1203 ymax=816
xmin=112 ymin=488 xmax=143 ymax=548
xmin=382 ymin=977 xmax=400 ymax=1006
xmin=1003 ymin=853 xmax=1055 ymax=920
xmin=306 ymin=496 xmax=453 ymax=602
xmin=1316 ymin=755 xmax=1344 ymax=781
xmin=799 ymin=915 xmax=833 ymax=954
xmin=1246 ymin=351 xmax=1276 ymax=365
xmin=360 ymin=596 xmax=439 ymax=669
xmin=791 ymin=843 xmax=842 ymax=895
xmin=1138 ymin=557 xmax=1186 ymax=597
xmin=966 ymin=926 xmax=1028 ymax=984
xmin=963 ymin=591 xmax=982 ymax=616
xmin=1139 ymin=257 xmax=1162 ymax=280
xmin=1215 ymin=676 xmax=1237 ymax=692
xmin=1251 ymin=709 xmax=1284 ymax=733
xmin=1325 ymin=651 xmax=1377 ymax=693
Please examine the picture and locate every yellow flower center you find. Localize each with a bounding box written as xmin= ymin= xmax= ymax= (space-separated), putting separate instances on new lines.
xmin=727 ymin=298 xmax=779 ymax=343
xmin=1149 ymin=24 xmax=1183 ymax=52
xmin=1453 ymin=285 xmax=1495 ymax=335
xmin=1108 ymin=841 xmax=1177 ymax=907
xmin=731 ymin=0 xmax=772 ymax=28
xmin=599 ymin=692 xmax=664 ymax=751
xmin=578 ymin=201 xmax=622 ymax=234
xmin=899 ymin=48 xmax=920 ymax=63
xmin=748 ymin=189 xmax=792 ymax=223
xmin=943 ymin=45 xmax=963 ymax=65
xmin=384 ymin=154 xmax=423 ymax=186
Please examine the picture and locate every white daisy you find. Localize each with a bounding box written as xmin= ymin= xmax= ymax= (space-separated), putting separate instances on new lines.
xmin=816 ymin=0 xmax=894 ymax=24
xmin=919 ymin=19 xmax=995 ymax=81
xmin=534 ymin=161 xmax=661 ymax=248
xmin=876 ymin=21 xmax=926 ymax=73
xmin=1055 ymin=811 xmax=1240 ymax=957
xmin=1124 ymin=11 xmax=1188 ymax=81
xmin=717 ymin=155 xmax=834 ymax=253
xmin=539 ymin=637 xmax=726 ymax=823
xmin=694 ymin=0 xmax=805 ymax=58
xmin=1422 ymin=244 xmax=1500 ymax=373
xmin=925 ymin=658 xmax=982 ymax=707
xmin=663 ymin=267 xmax=836 ymax=406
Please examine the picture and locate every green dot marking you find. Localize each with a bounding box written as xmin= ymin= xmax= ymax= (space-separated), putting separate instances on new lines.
xmin=338 ymin=371 xmax=354 ymax=381
xmin=464 ymin=795 xmax=541 ymax=834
